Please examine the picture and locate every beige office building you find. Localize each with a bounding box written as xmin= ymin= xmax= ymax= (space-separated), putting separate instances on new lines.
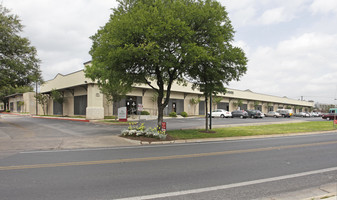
xmin=4 ymin=92 xmax=37 ymax=114
xmin=32 ymin=67 xmax=314 ymax=120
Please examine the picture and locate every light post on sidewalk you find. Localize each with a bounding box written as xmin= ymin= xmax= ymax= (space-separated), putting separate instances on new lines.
xmin=36 ymin=81 xmax=38 ymax=115
xmin=332 ymin=99 xmax=337 ymax=128
xmin=209 ymin=95 xmax=212 ymax=130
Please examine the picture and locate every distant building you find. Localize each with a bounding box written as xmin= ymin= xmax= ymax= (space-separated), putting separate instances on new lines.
xmin=3 ymin=93 xmax=37 ymax=114
xmin=0 ymin=101 xmax=4 ymax=111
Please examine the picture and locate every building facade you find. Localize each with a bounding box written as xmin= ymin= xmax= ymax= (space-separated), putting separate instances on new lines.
xmin=4 ymin=92 xmax=38 ymax=114
xmin=36 ymin=69 xmax=314 ymax=120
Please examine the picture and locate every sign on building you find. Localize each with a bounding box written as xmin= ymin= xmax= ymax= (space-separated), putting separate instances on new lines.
xmin=137 ymin=104 xmax=143 ymax=112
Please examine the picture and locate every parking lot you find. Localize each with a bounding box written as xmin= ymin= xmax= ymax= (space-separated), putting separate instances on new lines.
xmin=0 ymin=113 xmax=326 ymax=158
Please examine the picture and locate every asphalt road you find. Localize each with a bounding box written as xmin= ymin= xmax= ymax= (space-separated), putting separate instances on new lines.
xmin=0 ymin=132 xmax=337 ymax=200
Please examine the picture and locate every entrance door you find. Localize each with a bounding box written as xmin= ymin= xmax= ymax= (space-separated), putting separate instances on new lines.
xmin=172 ymin=103 xmax=177 ymax=113
xmin=53 ymin=101 xmax=63 ymax=115
xmin=126 ymin=96 xmax=137 ymax=115
xmin=74 ymin=95 xmax=87 ymax=115
xmin=199 ymin=101 xmax=205 ymax=115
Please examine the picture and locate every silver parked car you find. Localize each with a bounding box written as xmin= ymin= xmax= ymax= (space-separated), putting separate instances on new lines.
xmin=265 ymin=111 xmax=281 ymax=118
xmin=295 ymin=112 xmax=310 ymax=117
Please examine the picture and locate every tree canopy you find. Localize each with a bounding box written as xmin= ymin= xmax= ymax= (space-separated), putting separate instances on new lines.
xmin=0 ymin=4 xmax=42 ymax=104
xmin=86 ymin=0 xmax=247 ymax=129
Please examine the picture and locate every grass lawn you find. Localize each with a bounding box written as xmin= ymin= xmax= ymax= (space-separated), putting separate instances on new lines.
xmin=167 ymin=121 xmax=336 ymax=139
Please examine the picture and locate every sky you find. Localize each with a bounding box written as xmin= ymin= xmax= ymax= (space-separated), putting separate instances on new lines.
xmin=2 ymin=0 xmax=337 ymax=104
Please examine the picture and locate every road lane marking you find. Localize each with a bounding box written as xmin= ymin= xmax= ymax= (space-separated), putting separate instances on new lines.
xmin=1 ymin=140 xmax=337 ymax=171
xmin=113 ymin=166 xmax=337 ymax=200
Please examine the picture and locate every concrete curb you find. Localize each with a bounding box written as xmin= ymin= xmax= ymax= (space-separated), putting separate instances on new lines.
xmin=1 ymin=112 xmax=90 ymax=122
xmin=132 ymin=130 xmax=337 ymax=145
xmin=31 ymin=115 xmax=90 ymax=122
xmin=260 ymin=183 xmax=336 ymax=200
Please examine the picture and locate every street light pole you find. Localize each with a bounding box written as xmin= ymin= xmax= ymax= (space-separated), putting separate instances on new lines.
xmin=209 ymin=94 xmax=212 ymax=130
xmin=36 ymin=81 xmax=38 ymax=115
xmin=334 ymin=99 xmax=337 ymax=128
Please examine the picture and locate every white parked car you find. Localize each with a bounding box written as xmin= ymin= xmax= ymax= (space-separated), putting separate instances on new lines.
xmin=260 ymin=112 xmax=265 ymax=118
xmin=208 ymin=109 xmax=232 ymax=118
xmin=296 ymin=112 xmax=310 ymax=117
xmin=310 ymin=112 xmax=320 ymax=117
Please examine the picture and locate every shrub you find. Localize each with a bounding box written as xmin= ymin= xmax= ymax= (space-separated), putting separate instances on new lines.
xmin=169 ymin=112 xmax=177 ymax=117
xmin=104 ymin=116 xmax=117 ymax=119
xmin=180 ymin=111 xmax=188 ymax=117
xmin=141 ymin=110 xmax=150 ymax=115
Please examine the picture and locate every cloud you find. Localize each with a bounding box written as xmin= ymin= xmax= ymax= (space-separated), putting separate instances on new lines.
xmin=232 ymin=40 xmax=250 ymax=54
xmin=3 ymin=0 xmax=117 ymax=81
xmin=258 ymin=7 xmax=294 ymax=25
xmin=230 ymin=32 xmax=337 ymax=103
xmin=310 ymin=0 xmax=337 ymax=14
xmin=3 ymin=0 xmax=337 ymax=104
xmin=221 ymin=0 xmax=311 ymax=26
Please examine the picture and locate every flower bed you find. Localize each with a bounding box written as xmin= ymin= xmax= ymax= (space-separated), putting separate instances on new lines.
xmin=120 ymin=123 xmax=167 ymax=140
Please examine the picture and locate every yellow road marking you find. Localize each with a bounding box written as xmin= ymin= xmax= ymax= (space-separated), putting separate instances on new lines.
xmin=1 ymin=140 xmax=337 ymax=171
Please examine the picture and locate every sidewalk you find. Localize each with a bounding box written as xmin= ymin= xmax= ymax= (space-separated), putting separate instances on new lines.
xmin=263 ymin=183 xmax=336 ymax=200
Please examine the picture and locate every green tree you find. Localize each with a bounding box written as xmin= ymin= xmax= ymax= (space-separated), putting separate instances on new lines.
xmin=35 ymin=93 xmax=50 ymax=115
xmin=189 ymin=97 xmax=201 ymax=115
xmin=85 ymin=63 xmax=131 ymax=107
xmin=233 ymin=99 xmax=243 ymax=110
xmin=86 ymin=0 xmax=246 ymax=130
xmin=254 ymin=101 xmax=261 ymax=110
xmin=266 ymin=102 xmax=273 ymax=111
xmin=212 ymin=96 xmax=222 ymax=110
xmin=0 ymin=5 xmax=42 ymax=105
xmin=183 ymin=0 xmax=247 ymax=131
xmin=50 ymin=89 xmax=64 ymax=105
xmin=17 ymin=101 xmax=24 ymax=112
xmin=150 ymin=92 xmax=166 ymax=115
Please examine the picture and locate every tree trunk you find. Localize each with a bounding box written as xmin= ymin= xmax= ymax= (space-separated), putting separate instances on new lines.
xmin=157 ymin=91 xmax=165 ymax=130
xmin=157 ymin=104 xmax=164 ymax=130
xmin=42 ymin=106 xmax=46 ymax=116
xmin=205 ymin=95 xmax=208 ymax=132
